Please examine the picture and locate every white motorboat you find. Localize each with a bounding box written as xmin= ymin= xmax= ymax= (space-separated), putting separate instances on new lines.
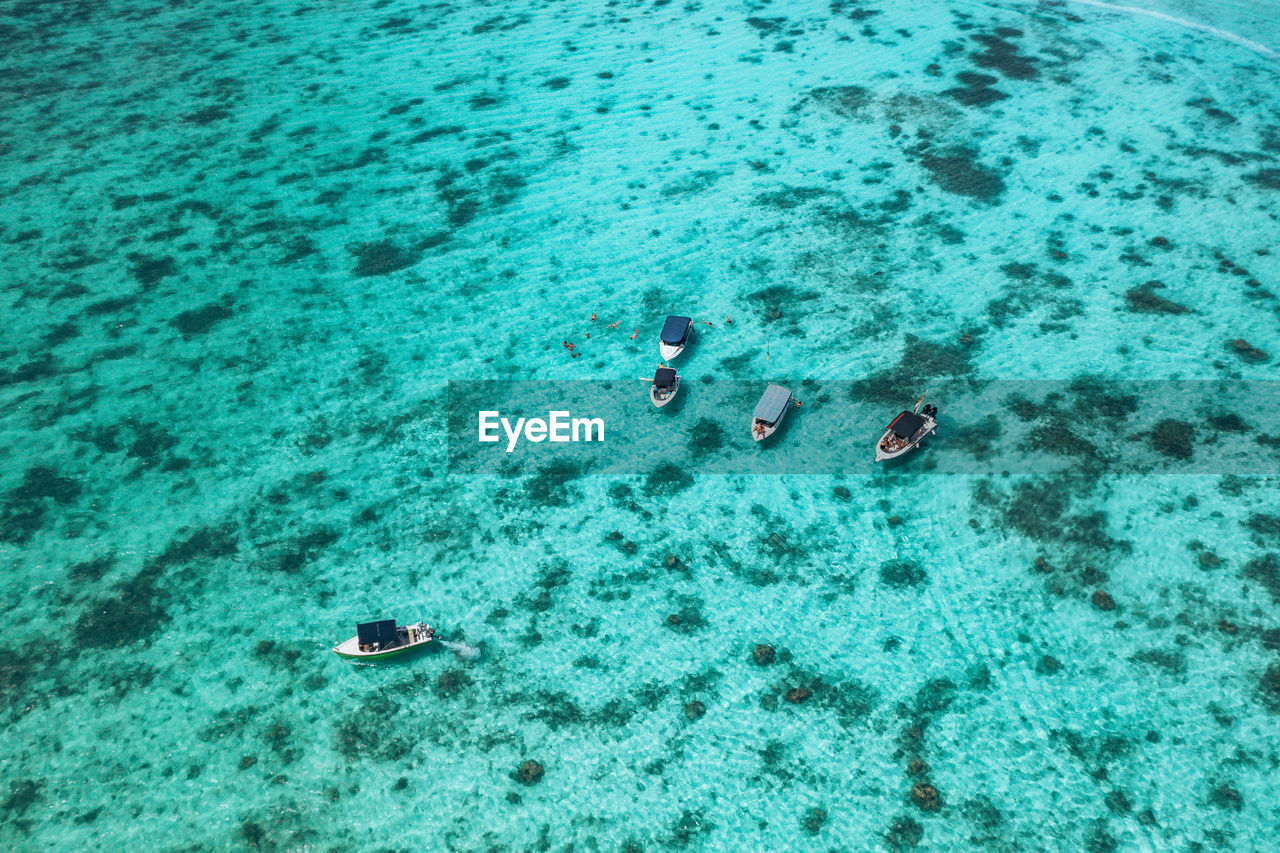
xmin=650 ymin=366 xmax=680 ymax=407
xmin=875 ymin=392 xmax=938 ymax=462
xmin=659 ymin=315 xmax=693 ymax=361
xmin=752 ymin=384 xmax=796 ymax=441
xmin=333 ymin=619 xmax=434 ymax=661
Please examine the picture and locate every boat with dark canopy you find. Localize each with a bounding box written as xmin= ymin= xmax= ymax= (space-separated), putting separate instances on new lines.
xmin=649 ymin=366 xmax=680 ymax=408
xmin=333 ymin=619 xmax=434 ymax=661
xmin=752 ymin=384 xmax=796 ymax=441
xmin=659 ymin=315 xmax=693 ymax=361
xmin=875 ymin=392 xmax=938 ymax=462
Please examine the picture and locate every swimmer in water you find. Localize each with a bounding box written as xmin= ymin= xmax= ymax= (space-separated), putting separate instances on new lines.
xmin=590 ymin=312 xmax=596 ymax=322
xmin=607 ymin=321 xmax=620 ymax=329
xmin=629 ymin=330 xmax=639 ymax=339
xmin=725 ymin=315 xmax=732 ymax=324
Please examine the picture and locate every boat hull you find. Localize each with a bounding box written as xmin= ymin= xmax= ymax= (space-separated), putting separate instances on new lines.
xmin=651 ymin=377 xmax=680 ymax=408
xmin=752 ymin=409 xmax=787 ymax=441
xmin=659 ymin=342 xmax=685 ymax=361
xmin=659 ymin=319 xmax=692 ymax=361
xmin=333 ymin=634 xmax=433 ymax=661
xmin=874 ymin=416 xmax=937 ymax=462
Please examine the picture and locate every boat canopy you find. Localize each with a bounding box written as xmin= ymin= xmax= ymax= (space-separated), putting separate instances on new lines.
xmin=357 ymin=619 xmax=398 ymax=646
xmin=660 ymin=315 xmax=692 ymax=345
xmin=654 ymin=367 xmax=678 ymax=388
xmin=890 ymin=412 xmax=924 ymax=439
xmin=753 ymin=384 xmax=791 ymax=424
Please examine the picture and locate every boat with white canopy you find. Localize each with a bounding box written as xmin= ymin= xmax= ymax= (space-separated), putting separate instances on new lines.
xmin=752 ymin=384 xmax=796 ymax=441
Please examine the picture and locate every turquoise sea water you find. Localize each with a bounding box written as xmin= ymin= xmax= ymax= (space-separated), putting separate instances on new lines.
xmin=3 ymin=0 xmax=1280 ymax=849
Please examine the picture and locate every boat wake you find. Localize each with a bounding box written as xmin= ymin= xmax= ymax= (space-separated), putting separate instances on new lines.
xmin=1035 ymin=0 xmax=1280 ymax=59
xmin=439 ymin=639 xmax=481 ymax=661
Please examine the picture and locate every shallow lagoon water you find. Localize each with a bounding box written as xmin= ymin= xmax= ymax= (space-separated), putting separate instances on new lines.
xmin=2 ymin=0 xmax=1280 ymax=849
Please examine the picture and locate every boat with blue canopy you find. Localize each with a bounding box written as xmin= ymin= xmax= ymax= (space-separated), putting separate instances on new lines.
xmin=659 ymin=315 xmax=693 ymax=360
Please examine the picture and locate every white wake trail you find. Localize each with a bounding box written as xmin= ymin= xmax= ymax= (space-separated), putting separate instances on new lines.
xmin=1049 ymin=0 xmax=1280 ymax=59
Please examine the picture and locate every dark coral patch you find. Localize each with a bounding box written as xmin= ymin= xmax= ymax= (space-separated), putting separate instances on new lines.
xmin=1227 ymin=338 xmax=1269 ymax=363
xmin=350 ymin=239 xmax=420 ymax=277
xmin=886 ymin=815 xmax=924 ymax=848
xmin=830 ymin=1 xmax=881 ymax=22
xmin=0 ymin=354 xmax=57 ymax=388
xmin=1124 ymin=281 xmax=1190 ymax=315
xmin=268 ymin=527 xmax=339 ymax=574
xmin=69 ymin=555 xmax=115 ymax=582
xmin=970 ymin=33 xmax=1038 ymax=80
xmin=1245 ymin=169 xmax=1280 ymax=190
xmin=514 ymin=759 xmax=544 ymax=785
xmin=1 ymin=466 xmax=81 ymax=544
xmin=9 ymin=465 xmax=80 ymax=505
xmin=128 ymin=254 xmax=177 ymax=288
xmin=524 ymin=460 xmax=582 ymax=507
xmin=1260 ymin=664 xmax=1280 ymax=711
xmin=44 ymin=321 xmax=79 ymax=345
xmin=808 ymin=85 xmax=871 ymax=117
xmin=943 ymin=71 xmax=1008 ymax=107
xmin=801 ymin=806 xmax=827 ymax=835
xmin=3 ymin=779 xmax=42 ymax=815
xmin=1151 ymin=420 xmax=1194 ymax=460
xmin=688 ymin=419 xmax=725 ymax=455
xmin=75 ymin=564 xmax=168 ymax=648
xmin=153 ymin=525 xmax=239 ymax=569
xmin=880 ymin=560 xmax=927 ymax=588
xmin=850 ymin=334 xmax=972 ymax=402
xmin=1207 ymin=413 xmax=1249 ymax=432
xmin=170 ymin=300 xmax=233 ymax=336
xmin=183 ymin=105 xmax=231 ymax=125
xmin=1243 ymin=553 xmax=1279 ymax=602
xmin=917 ymin=149 xmax=1005 ymax=201
xmin=334 ymin=693 xmax=405 ymax=759
xmin=82 ymin=295 xmax=140 ymax=318
xmin=645 ymin=463 xmax=694 ymax=496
